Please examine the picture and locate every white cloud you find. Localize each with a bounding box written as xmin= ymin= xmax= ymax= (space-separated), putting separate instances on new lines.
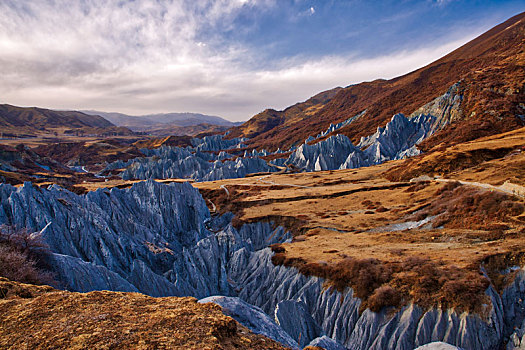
xmin=0 ymin=0 xmax=479 ymax=121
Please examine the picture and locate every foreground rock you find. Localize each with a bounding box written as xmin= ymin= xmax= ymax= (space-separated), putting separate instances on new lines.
xmin=307 ymin=336 xmax=348 ymax=350
xmin=199 ymin=296 xmax=299 ymax=349
xmin=415 ymin=342 xmax=464 ymax=350
xmin=0 ymin=278 xmax=287 ymax=350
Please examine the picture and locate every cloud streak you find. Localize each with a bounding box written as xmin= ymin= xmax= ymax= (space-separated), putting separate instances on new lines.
xmin=0 ymin=0 xmax=513 ymax=121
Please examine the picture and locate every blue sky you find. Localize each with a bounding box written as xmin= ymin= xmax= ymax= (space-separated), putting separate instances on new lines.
xmin=0 ymin=0 xmax=523 ymax=121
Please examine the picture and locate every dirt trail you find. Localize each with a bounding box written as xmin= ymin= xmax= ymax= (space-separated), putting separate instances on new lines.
xmin=436 ymin=178 xmax=525 ymax=198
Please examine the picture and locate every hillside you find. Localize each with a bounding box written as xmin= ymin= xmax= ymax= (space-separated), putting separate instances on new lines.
xmin=0 ymin=105 xmax=133 ymax=138
xmin=0 ymin=278 xmax=286 ymax=350
xmin=228 ymin=11 xmax=525 ymax=151
xmin=227 ymin=87 xmax=342 ymax=140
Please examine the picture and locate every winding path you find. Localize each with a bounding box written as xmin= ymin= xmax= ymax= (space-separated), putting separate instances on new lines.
xmin=436 ymin=178 xmax=525 ymax=198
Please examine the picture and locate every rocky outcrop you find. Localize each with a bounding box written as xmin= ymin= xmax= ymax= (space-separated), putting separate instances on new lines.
xmin=275 ymin=300 xmax=323 ymax=347
xmin=0 ymin=180 xmax=210 ymax=295
xmin=410 ymin=82 xmax=463 ymax=129
xmin=104 ymin=84 xmax=462 ymax=182
xmin=48 ymin=253 xmax=140 ymax=293
xmin=231 ymin=247 xmax=525 ymax=350
xmin=287 ymin=113 xmax=439 ymax=172
xmin=310 ymin=110 xmax=366 ymax=142
xmin=357 ymin=113 xmax=436 ymax=162
xmin=307 ymin=336 xmax=348 ymax=350
xmin=104 ymin=134 xmax=276 ymax=181
xmin=119 ymin=146 xmax=275 ymax=181
xmin=199 ymin=296 xmax=299 ymax=349
xmin=190 ymin=134 xmax=245 ymax=152
xmin=507 ymin=318 xmax=525 ymax=350
xmin=415 ymin=342 xmax=464 ymax=350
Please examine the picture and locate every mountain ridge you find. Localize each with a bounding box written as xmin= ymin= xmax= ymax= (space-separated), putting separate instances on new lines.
xmin=0 ymin=104 xmax=133 ymax=137
xmin=82 ymin=110 xmax=240 ymax=132
xmin=227 ymin=11 xmax=525 ymax=152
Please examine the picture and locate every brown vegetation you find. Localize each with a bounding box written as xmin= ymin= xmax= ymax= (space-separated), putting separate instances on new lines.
xmin=0 ymin=278 xmax=287 ymax=349
xmin=384 ymin=127 xmax=525 ymax=183
xmin=195 ymin=132 xmax=525 ymax=314
xmin=34 ymin=139 xmax=143 ymax=172
xmin=414 ymin=182 xmax=524 ymax=230
xmin=0 ymin=104 xmax=134 ymax=138
xmin=0 ymin=226 xmax=54 ymax=285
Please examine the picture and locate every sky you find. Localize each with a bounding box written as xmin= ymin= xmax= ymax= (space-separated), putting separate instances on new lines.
xmin=0 ymin=1 xmax=523 ymax=121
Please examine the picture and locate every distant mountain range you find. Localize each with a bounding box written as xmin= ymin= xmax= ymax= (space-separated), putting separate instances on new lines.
xmin=81 ymin=110 xmax=241 ymax=136
xmin=0 ymin=105 xmax=241 ymax=139
xmin=0 ymin=104 xmax=133 ymax=138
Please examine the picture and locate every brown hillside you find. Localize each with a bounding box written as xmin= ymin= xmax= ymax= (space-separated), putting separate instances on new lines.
xmin=229 ymin=12 xmax=525 ymax=151
xmin=0 ymin=278 xmax=287 ymax=350
xmin=0 ymin=104 xmax=134 ymax=137
xmin=227 ymin=87 xmax=342 ymax=140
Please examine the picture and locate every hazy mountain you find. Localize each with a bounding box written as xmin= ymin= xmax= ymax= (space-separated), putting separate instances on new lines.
xmin=82 ymin=110 xmax=240 ymax=134
xmin=0 ymin=104 xmax=133 ymax=137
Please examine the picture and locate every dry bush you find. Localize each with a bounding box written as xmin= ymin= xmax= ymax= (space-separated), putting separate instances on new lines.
xmin=404 ymin=181 xmax=430 ymax=193
xmin=269 ymin=244 xmax=285 ymax=254
xmin=482 ymin=252 xmax=525 ymax=293
xmin=422 ymin=183 xmax=524 ymax=229
xmin=368 ymin=285 xmax=402 ymax=312
xmin=439 ymin=274 xmax=490 ymax=311
xmin=0 ymin=225 xmax=54 ymax=285
xmin=0 ymin=246 xmax=45 ymax=285
xmin=435 ymin=181 xmax=461 ymax=195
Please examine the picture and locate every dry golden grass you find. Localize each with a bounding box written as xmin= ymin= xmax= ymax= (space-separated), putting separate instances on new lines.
xmin=0 ymin=278 xmax=287 ymax=350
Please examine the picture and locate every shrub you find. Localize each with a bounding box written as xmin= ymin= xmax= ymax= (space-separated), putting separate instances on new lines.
xmin=0 ymin=225 xmax=54 ymax=285
xmin=368 ymin=285 xmax=401 ymax=312
xmin=420 ymin=184 xmax=524 ymax=230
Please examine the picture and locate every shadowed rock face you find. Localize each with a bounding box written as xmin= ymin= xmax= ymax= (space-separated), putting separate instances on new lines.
xmin=1 ymin=180 xmax=524 ymax=350
xmin=199 ymin=296 xmax=299 ymax=349
xmin=0 ymin=180 xmax=211 ymax=296
xmin=275 ymin=300 xmax=323 ymax=347
xmin=308 ymin=335 xmax=348 ymax=350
